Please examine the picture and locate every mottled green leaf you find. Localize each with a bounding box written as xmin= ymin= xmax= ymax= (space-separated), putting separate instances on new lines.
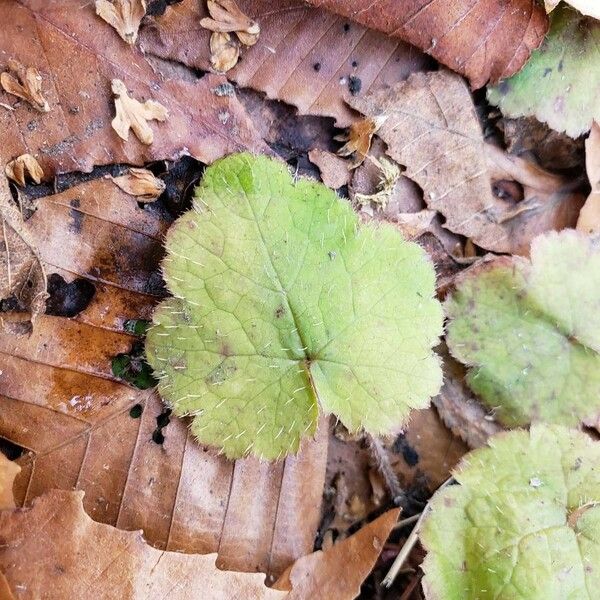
xmin=488 ymin=6 xmax=600 ymax=138
xmin=446 ymin=230 xmax=600 ymax=427
xmin=145 ymin=153 xmax=443 ymax=459
xmin=422 ymin=425 xmax=600 ymax=600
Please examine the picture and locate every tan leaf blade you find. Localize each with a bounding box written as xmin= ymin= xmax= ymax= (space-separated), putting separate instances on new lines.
xmin=5 ymin=154 xmax=44 ymax=187
xmin=109 ymin=167 xmax=165 ymax=201
xmin=347 ymin=70 xmax=585 ymax=255
xmin=95 ymin=0 xmax=147 ymax=45
xmin=577 ymin=121 xmax=600 ymax=234
xmin=0 ymin=489 xmax=284 ymax=600
xmin=0 ymin=58 xmax=49 ymax=112
xmin=0 ymin=177 xmax=328 ymax=579
xmin=0 ymin=453 xmax=20 ymax=510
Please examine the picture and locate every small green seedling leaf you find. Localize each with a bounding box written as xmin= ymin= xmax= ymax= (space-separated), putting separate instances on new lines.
xmin=145 ymin=153 xmax=443 ymax=459
xmin=422 ymin=425 xmax=600 ymax=600
xmin=446 ymin=230 xmax=600 ymax=427
xmin=487 ymin=6 xmax=600 ymax=138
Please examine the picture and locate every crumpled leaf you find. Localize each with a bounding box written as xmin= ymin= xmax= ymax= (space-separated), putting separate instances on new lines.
xmin=0 ymin=0 xmax=266 ymax=177
xmin=95 ymin=0 xmax=147 ymax=45
xmin=488 ymin=6 xmax=600 ymax=138
xmin=209 ymin=31 xmax=241 ymax=73
xmin=274 ymin=508 xmax=399 ymax=599
xmin=111 ymin=79 xmax=168 ymax=144
xmin=0 ymin=453 xmax=20 ymax=510
xmin=577 ymin=121 xmax=600 ymax=234
xmin=146 ymin=153 xmax=443 ymax=459
xmin=201 ymin=0 xmax=260 ymax=44
xmin=4 ymin=154 xmax=44 ymax=187
xmin=545 ymin=0 xmax=600 ymax=20
xmin=307 ymin=149 xmax=350 ymax=190
xmin=446 ymin=229 xmax=600 ymax=428
xmin=354 ymin=156 xmax=401 ymax=211
xmin=0 ymin=58 xmax=49 ymax=112
xmin=422 ymin=425 xmax=600 ymax=600
xmin=0 ymin=489 xmax=284 ymax=600
xmin=139 ymin=0 xmax=431 ymax=127
xmin=109 ymin=167 xmax=166 ymax=201
xmin=0 ymin=177 xmax=328 ymax=579
xmin=348 ymin=70 xmax=585 ymax=255
xmin=301 ymin=0 xmax=548 ymax=89
xmin=335 ymin=116 xmax=386 ymax=168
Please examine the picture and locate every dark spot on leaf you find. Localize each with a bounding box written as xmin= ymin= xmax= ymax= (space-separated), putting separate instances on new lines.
xmin=558 ymin=59 xmax=564 ymax=72
xmin=275 ymin=304 xmax=286 ymax=319
xmin=152 ymin=429 xmax=165 ymax=444
xmin=45 ymin=273 xmax=95 ymax=318
xmin=351 ymin=60 xmax=358 ymax=68
xmin=392 ymin=433 xmax=419 ymax=467
xmin=313 ymin=62 xmax=321 ymax=72
xmin=129 ymin=404 xmax=143 ymax=419
xmin=348 ymin=76 xmax=362 ymax=96
xmin=220 ymin=342 xmax=232 ymax=356
xmin=497 ymin=80 xmax=511 ymax=95
xmin=343 ymin=23 xmax=350 ymax=32
xmin=543 ymin=67 xmax=552 ymax=77
xmin=156 ymin=408 xmax=172 ymax=428
xmin=68 ymin=198 xmax=83 ymax=233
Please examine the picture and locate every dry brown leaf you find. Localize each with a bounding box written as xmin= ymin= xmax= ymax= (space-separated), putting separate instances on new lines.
xmin=302 ymin=0 xmax=548 ymax=89
xmin=577 ymin=122 xmax=600 ymax=235
xmin=210 ymin=31 xmax=241 ymax=73
xmin=0 ymin=453 xmax=20 ymax=510
xmin=335 ymin=115 xmax=386 ymax=168
xmin=392 ymin=209 xmax=437 ymax=240
xmin=201 ymin=0 xmax=260 ymax=44
xmin=111 ymin=79 xmax=168 ymax=144
xmin=96 ymin=0 xmax=147 ymax=45
xmin=307 ymin=148 xmax=350 ymax=189
xmin=109 ymin=167 xmax=165 ymax=201
xmin=0 ymin=489 xmax=284 ymax=600
xmin=0 ymin=58 xmax=49 ymax=112
xmin=0 ymin=0 xmax=266 ymax=178
xmin=4 ymin=154 xmax=44 ymax=187
xmin=275 ymin=508 xmax=400 ymax=599
xmin=139 ymin=0 xmax=431 ymax=127
xmin=348 ymin=70 xmax=586 ymax=255
xmin=0 ymin=177 xmax=328 ymax=579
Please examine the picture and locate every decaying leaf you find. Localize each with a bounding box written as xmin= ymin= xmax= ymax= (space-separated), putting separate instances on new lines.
xmin=488 ymin=6 xmax=600 ymax=138
xmin=577 ymin=122 xmax=600 ymax=234
xmin=0 ymin=58 xmax=49 ymax=112
xmin=446 ymin=230 xmax=600 ymax=428
xmin=422 ymin=425 xmax=600 ymax=599
xmin=139 ymin=0 xmax=431 ymax=127
xmin=95 ymin=0 xmax=147 ymax=45
xmin=348 ymin=70 xmax=585 ymax=255
xmin=111 ymin=79 xmax=168 ymax=145
xmin=545 ymin=0 xmax=600 ymax=22
xmin=209 ymin=31 xmax=241 ymax=73
xmin=200 ymin=0 xmax=260 ymax=44
xmin=0 ymin=0 xmax=266 ymax=177
xmin=146 ymin=154 xmax=443 ymax=459
xmin=301 ymin=0 xmax=548 ymax=88
xmin=335 ymin=116 xmax=386 ymax=168
xmin=0 ymin=489 xmax=284 ymax=600
xmin=275 ymin=508 xmax=399 ymax=599
xmin=354 ymin=156 xmax=400 ymax=210
xmin=109 ymin=167 xmax=165 ymax=201
xmin=4 ymin=154 xmax=44 ymax=187
xmin=307 ymin=149 xmax=350 ymax=190
xmin=0 ymin=453 xmax=20 ymax=510
xmin=0 ymin=177 xmax=328 ymax=579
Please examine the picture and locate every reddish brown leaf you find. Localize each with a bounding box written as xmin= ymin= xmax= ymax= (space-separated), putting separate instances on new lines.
xmin=139 ymin=0 xmax=431 ymax=127
xmin=0 ymin=0 xmax=266 ymax=178
xmin=0 ymin=490 xmax=285 ymax=600
xmin=302 ymin=0 xmax=548 ymax=88
xmin=0 ymin=177 xmax=328 ymax=579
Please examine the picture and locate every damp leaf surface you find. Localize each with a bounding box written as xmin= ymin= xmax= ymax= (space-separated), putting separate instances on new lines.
xmin=445 ymin=230 xmax=600 ymax=427
xmin=145 ymin=153 xmax=443 ymax=459
xmin=421 ymin=425 xmax=600 ymax=600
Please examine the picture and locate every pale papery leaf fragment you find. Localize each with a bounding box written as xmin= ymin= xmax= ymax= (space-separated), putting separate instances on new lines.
xmin=545 ymin=0 xmax=600 ymax=20
xmin=0 ymin=489 xmax=285 ymax=600
xmin=422 ymin=425 xmax=600 ymax=599
xmin=111 ymin=79 xmax=168 ymax=144
xmin=0 ymin=453 xmax=20 ymax=510
xmin=209 ymin=31 xmax=241 ymax=73
xmin=95 ymin=0 xmax=147 ymax=45
xmin=4 ymin=154 xmax=44 ymax=187
xmin=446 ymin=229 xmax=600 ymax=428
xmin=577 ymin=121 xmax=600 ymax=234
xmin=109 ymin=167 xmax=165 ymax=201
xmin=0 ymin=58 xmax=49 ymax=112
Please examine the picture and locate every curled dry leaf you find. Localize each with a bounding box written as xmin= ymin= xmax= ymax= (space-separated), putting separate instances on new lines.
xmin=109 ymin=167 xmax=165 ymax=201
xmin=275 ymin=508 xmax=400 ymax=599
xmin=111 ymin=79 xmax=168 ymax=145
xmin=210 ymin=31 xmax=240 ymax=73
xmin=0 ymin=177 xmax=328 ymax=579
xmin=0 ymin=453 xmax=20 ymax=510
xmin=335 ymin=115 xmax=386 ymax=168
xmin=348 ymin=70 xmax=585 ymax=255
xmin=354 ymin=156 xmax=401 ymax=210
xmin=577 ymin=122 xmax=600 ymax=235
xmin=95 ymin=0 xmax=147 ymax=45
xmin=307 ymin=148 xmax=350 ymax=189
xmin=4 ymin=154 xmax=44 ymax=187
xmin=0 ymin=490 xmax=285 ymax=600
xmin=0 ymin=58 xmax=49 ymax=112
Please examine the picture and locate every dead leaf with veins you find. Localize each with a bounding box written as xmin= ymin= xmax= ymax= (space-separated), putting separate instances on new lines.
xmin=0 ymin=58 xmax=49 ymax=112
xmin=109 ymin=167 xmax=165 ymax=201
xmin=577 ymin=122 xmax=600 ymax=235
xmin=5 ymin=154 xmax=44 ymax=187
xmin=95 ymin=0 xmax=147 ymax=45
xmin=111 ymin=79 xmax=168 ymax=144
xmin=335 ymin=116 xmax=386 ymax=168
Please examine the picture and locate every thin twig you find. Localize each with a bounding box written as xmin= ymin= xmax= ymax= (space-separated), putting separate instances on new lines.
xmin=365 ymin=432 xmax=403 ymax=503
xmin=392 ymin=513 xmax=420 ymax=530
xmin=382 ymin=477 xmax=455 ymax=588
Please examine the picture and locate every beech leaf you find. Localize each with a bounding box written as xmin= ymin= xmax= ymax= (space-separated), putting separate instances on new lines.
xmin=488 ymin=6 xmax=600 ymax=138
xmin=422 ymin=425 xmax=600 ymax=600
xmin=446 ymin=230 xmax=600 ymax=428
xmin=146 ymin=153 xmax=443 ymax=459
